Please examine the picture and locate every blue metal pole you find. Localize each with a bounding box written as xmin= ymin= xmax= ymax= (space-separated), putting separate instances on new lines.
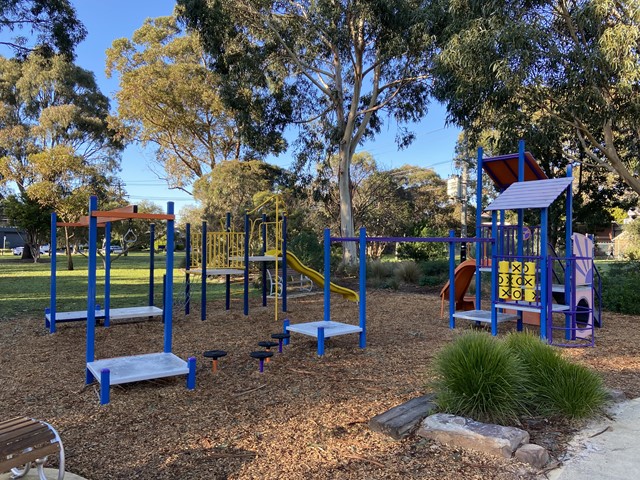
xmin=86 ymin=196 xmax=98 ymax=384
xmin=244 ymin=212 xmax=249 ymax=316
xmin=100 ymin=369 xmax=110 ymax=405
xmin=565 ymin=165 xmax=574 ymax=340
xmin=540 ymin=207 xmax=549 ymax=341
xmin=516 ymin=141 xmax=526 ymax=332
xmin=104 ymin=222 xmax=111 ymax=327
xmin=164 ymin=201 xmax=175 ymax=353
xmin=449 ymin=230 xmax=456 ymax=329
xmin=225 ymin=212 xmax=231 ymax=311
xmin=49 ymin=212 xmax=57 ymax=333
xmin=261 ymin=213 xmax=267 ymax=307
xmin=282 ymin=214 xmax=288 ymax=312
xmin=187 ymin=357 xmax=196 ymax=390
xmin=317 ymin=326 xmax=325 ymax=356
xmin=323 ymin=228 xmax=330 ymax=323
xmin=491 ymin=211 xmax=499 ymax=336
xmin=359 ymin=227 xmax=366 ymax=349
xmin=149 ymin=223 xmax=155 ymax=307
xmin=201 ymin=221 xmax=207 ymax=321
xmin=283 ymin=319 xmax=290 ymax=346
xmin=475 ymin=147 xmax=484 ymax=310
xmin=185 ymin=223 xmax=191 ymax=315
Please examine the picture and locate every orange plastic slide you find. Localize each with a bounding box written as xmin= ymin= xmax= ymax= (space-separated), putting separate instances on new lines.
xmin=439 ymin=259 xmax=477 ymax=318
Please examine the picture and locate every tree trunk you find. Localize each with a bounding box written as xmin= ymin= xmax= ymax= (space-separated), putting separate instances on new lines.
xmin=338 ymin=144 xmax=357 ymax=266
xmin=64 ymin=226 xmax=74 ymax=271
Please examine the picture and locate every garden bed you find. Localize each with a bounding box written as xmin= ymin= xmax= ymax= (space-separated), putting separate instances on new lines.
xmin=1 ymin=290 xmax=638 ymax=479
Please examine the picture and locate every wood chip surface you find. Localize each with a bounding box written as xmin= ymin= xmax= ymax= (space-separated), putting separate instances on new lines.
xmin=1 ymin=289 xmax=637 ymax=479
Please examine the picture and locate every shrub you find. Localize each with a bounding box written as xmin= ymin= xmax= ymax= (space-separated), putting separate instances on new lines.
xmin=367 ymin=260 xmax=395 ymax=280
xmin=418 ymin=259 xmax=449 ymax=287
xmin=432 ymin=332 xmax=528 ymax=424
xmin=601 ymin=261 xmax=640 ymax=315
xmin=504 ymin=333 xmax=606 ymax=418
xmin=288 ymin=230 xmax=323 ymax=271
xmin=543 ymin=362 xmax=607 ymax=418
xmin=394 ymin=261 xmax=421 ymax=284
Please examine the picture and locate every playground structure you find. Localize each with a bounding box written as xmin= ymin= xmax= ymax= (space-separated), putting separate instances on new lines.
xmin=284 ymin=228 xmax=365 ymax=356
xmin=184 ymin=194 xmax=359 ymax=323
xmin=46 ymin=207 xmax=163 ymax=333
xmin=445 ymin=140 xmax=602 ymax=346
xmin=81 ymin=197 xmax=194 ymax=404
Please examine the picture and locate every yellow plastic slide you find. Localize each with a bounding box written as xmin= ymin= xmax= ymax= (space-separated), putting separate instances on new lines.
xmin=266 ymin=250 xmax=359 ymax=302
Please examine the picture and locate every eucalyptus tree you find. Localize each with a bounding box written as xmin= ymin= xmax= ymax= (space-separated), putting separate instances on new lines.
xmin=177 ymin=0 xmax=435 ymax=264
xmin=106 ymin=15 xmax=261 ymax=193
xmin=428 ymin=0 xmax=640 ymax=196
xmin=0 ymin=0 xmax=86 ymax=58
xmin=0 ymin=53 xmax=122 ymax=263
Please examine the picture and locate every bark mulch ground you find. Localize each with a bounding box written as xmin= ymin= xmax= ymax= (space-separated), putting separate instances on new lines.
xmin=1 ymin=289 xmax=638 ymax=480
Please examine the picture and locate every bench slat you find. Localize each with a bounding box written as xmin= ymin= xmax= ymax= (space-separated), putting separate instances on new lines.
xmin=0 ymin=442 xmax=59 ymax=472
xmin=0 ymin=422 xmax=46 ymax=444
xmin=0 ymin=417 xmax=33 ymax=431
xmin=0 ymin=428 xmax=55 ymax=456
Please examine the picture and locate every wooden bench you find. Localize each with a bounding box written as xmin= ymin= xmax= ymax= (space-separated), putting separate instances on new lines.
xmin=267 ymin=269 xmax=313 ymax=297
xmin=0 ymin=417 xmax=65 ymax=480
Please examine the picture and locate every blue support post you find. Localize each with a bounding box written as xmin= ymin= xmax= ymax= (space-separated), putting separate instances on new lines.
xmin=164 ymin=201 xmax=175 ymax=353
xmin=359 ymin=227 xmax=366 ymax=349
xmin=49 ymin=213 xmax=57 ymax=333
xmin=323 ymin=229 xmax=331 ymax=323
xmin=185 ymin=223 xmax=191 ymax=315
xmin=517 ymin=140 xmax=525 ymax=331
xmin=282 ymin=214 xmax=288 ymax=312
xmin=283 ymin=319 xmax=290 ymax=345
xmin=540 ymin=208 xmax=549 ymax=341
xmin=201 ymin=221 xmax=207 ymax=321
xmin=225 ymin=212 xmax=231 ymax=311
xmin=86 ymin=196 xmax=98 ymax=384
xmin=149 ymin=223 xmax=155 ymax=307
xmin=104 ymin=222 xmax=111 ymax=327
xmin=449 ymin=230 xmax=456 ymax=329
xmin=261 ymin=213 xmax=267 ymax=307
xmin=100 ymin=369 xmax=110 ymax=405
xmin=317 ymin=326 xmax=325 ymax=356
xmin=490 ymin=211 xmax=499 ymax=336
xmin=162 ymin=274 xmax=167 ymax=323
xmin=187 ymin=357 xmax=196 ymax=390
xmin=244 ymin=212 xmax=249 ymax=316
xmin=475 ymin=147 xmax=484 ymax=310
xmin=564 ymin=165 xmax=574 ymax=340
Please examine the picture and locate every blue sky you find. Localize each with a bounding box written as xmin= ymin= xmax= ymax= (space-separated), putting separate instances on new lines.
xmin=71 ymin=1 xmax=462 ymax=216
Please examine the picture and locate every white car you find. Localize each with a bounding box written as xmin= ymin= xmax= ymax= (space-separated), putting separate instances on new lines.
xmin=12 ymin=246 xmax=23 ymax=256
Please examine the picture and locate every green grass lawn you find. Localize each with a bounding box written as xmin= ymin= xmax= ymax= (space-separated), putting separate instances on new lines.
xmin=0 ymin=252 xmax=251 ymax=320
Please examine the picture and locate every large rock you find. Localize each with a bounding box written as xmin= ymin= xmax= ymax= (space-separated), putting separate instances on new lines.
xmin=514 ymin=443 xmax=550 ymax=468
xmin=369 ymin=394 xmax=437 ymax=440
xmin=417 ymin=413 xmax=530 ymax=458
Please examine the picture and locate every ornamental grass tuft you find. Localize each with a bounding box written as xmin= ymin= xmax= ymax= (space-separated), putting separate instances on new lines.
xmin=504 ymin=332 xmax=607 ymax=418
xmin=432 ymin=332 xmax=529 ymax=424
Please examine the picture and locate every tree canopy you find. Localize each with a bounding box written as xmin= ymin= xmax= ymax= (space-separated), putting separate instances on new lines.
xmin=0 ymin=0 xmax=86 ymax=58
xmin=0 ymin=53 xmax=123 ymax=262
xmin=177 ymin=0 xmax=436 ymax=264
xmin=106 ymin=15 xmax=260 ymax=193
xmin=427 ymin=0 xmax=640 ymax=197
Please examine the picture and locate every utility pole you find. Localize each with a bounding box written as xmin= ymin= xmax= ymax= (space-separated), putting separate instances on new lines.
xmin=459 ymin=132 xmax=469 ymax=261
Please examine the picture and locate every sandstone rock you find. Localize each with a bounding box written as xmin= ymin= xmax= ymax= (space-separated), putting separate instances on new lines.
xmin=514 ymin=443 xmax=550 ymax=468
xmin=606 ymin=388 xmax=626 ymax=404
xmin=369 ymin=394 xmax=437 ymax=440
xmin=417 ymin=413 xmax=529 ymax=458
